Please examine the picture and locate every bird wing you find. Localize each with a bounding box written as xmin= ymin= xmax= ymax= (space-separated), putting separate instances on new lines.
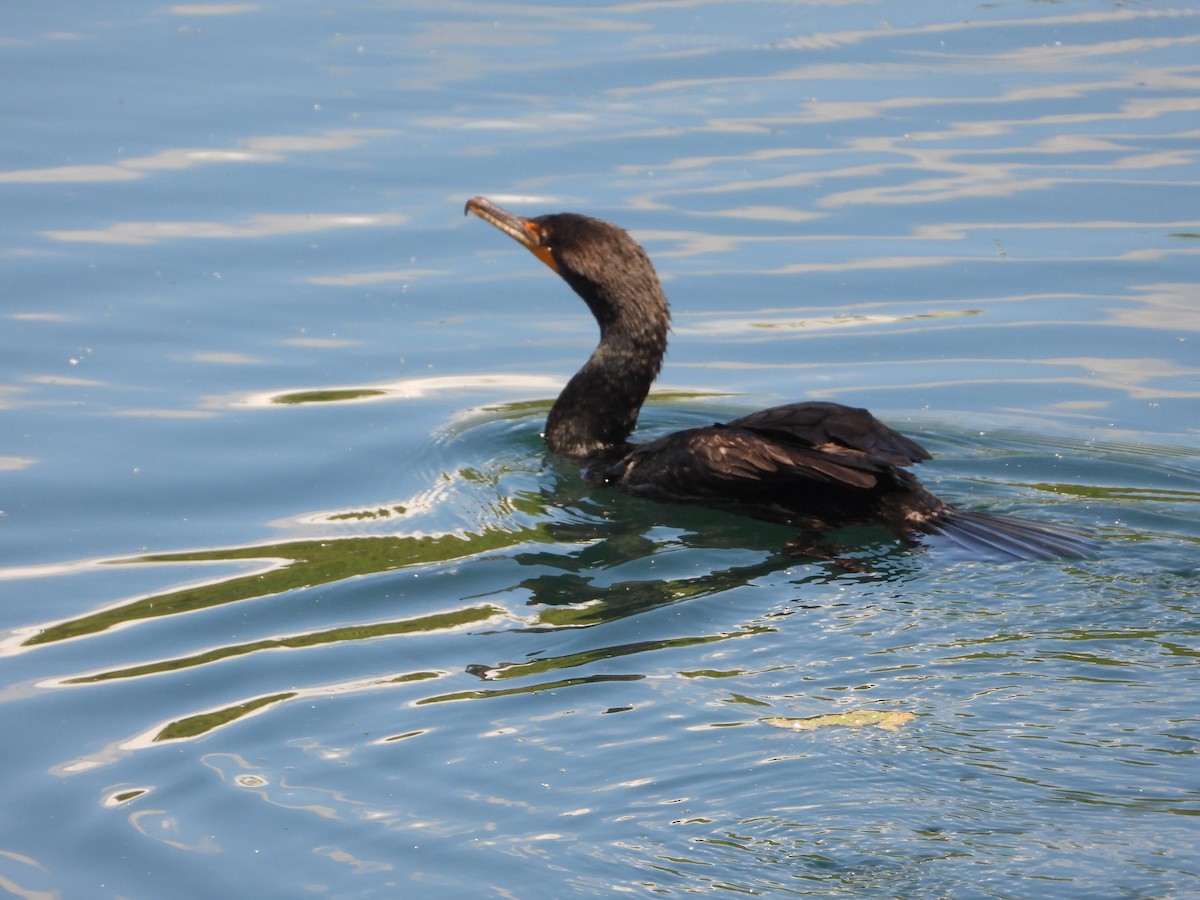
xmin=678 ymin=426 xmax=882 ymax=489
xmin=614 ymin=425 xmax=879 ymax=501
xmin=725 ymin=401 xmax=931 ymax=468
xmin=608 ymin=402 xmax=931 ymax=501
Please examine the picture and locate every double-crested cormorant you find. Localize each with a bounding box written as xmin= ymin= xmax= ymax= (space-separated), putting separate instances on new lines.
xmin=465 ymin=196 xmax=1096 ymax=562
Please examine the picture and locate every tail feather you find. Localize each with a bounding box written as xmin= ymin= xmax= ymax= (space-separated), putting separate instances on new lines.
xmin=924 ymin=509 xmax=1099 ymax=561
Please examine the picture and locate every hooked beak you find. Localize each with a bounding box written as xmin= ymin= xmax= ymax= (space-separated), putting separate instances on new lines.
xmin=464 ymin=196 xmax=559 ymax=274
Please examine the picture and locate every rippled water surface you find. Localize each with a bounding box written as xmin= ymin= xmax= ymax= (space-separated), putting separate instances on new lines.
xmin=2 ymin=2 xmax=1199 ymax=897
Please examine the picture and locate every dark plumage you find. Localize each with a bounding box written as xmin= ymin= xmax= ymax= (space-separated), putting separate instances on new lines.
xmin=464 ymin=196 xmax=1097 ymax=563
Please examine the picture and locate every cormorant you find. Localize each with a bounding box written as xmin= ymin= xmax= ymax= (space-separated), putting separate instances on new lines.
xmin=465 ymin=196 xmax=1096 ymax=563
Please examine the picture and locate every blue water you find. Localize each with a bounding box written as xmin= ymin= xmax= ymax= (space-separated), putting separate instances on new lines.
xmin=2 ymin=2 xmax=1198 ymax=896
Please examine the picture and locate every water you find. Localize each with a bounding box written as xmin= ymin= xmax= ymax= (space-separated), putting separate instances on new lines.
xmin=2 ymin=2 xmax=1199 ymax=896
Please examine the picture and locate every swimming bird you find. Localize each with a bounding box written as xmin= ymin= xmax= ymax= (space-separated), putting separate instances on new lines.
xmin=464 ymin=196 xmax=1096 ymax=563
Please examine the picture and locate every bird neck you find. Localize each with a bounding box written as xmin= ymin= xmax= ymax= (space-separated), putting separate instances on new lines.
xmin=544 ymin=304 xmax=668 ymax=461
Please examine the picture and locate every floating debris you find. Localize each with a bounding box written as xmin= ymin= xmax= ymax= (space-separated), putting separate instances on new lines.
xmin=763 ymin=710 xmax=917 ymax=733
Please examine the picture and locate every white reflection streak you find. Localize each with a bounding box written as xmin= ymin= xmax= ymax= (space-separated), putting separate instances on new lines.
xmin=166 ymin=4 xmax=260 ymax=15
xmin=306 ymin=268 xmax=446 ymax=286
xmin=1109 ymin=283 xmax=1200 ymax=333
xmin=43 ymin=212 xmax=409 ymax=246
xmin=910 ymin=220 xmax=1200 ymax=242
xmin=0 ymin=128 xmax=395 ymax=185
xmin=770 ymin=255 xmax=960 ymax=275
xmin=673 ymin=309 xmax=972 ymax=337
xmin=213 ymin=373 xmax=563 ymax=410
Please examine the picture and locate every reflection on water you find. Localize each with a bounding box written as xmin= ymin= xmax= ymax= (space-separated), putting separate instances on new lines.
xmin=5 ymin=395 xmax=1179 ymax=778
xmin=1 ymin=333 xmax=1193 ymax=869
xmin=8 ymin=402 xmax=804 ymax=757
